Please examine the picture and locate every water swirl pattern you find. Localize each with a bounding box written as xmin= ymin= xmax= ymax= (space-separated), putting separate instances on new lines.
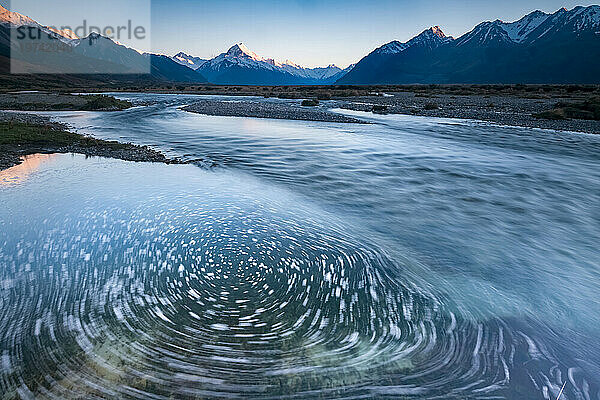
xmin=1 ymin=93 xmax=599 ymax=399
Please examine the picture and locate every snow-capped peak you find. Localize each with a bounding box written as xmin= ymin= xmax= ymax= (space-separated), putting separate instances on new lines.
xmin=499 ymin=10 xmax=550 ymax=42
xmin=0 ymin=5 xmax=80 ymax=45
xmin=374 ymin=26 xmax=453 ymax=55
xmin=226 ymin=43 xmax=264 ymax=61
xmin=430 ymin=26 xmax=446 ymax=38
xmin=174 ymin=51 xmax=191 ymax=60
xmin=567 ymin=5 xmax=600 ymax=30
xmin=374 ymin=41 xmax=409 ymax=55
xmin=172 ymin=52 xmax=207 ymax=69
xmin=458 ymin=5 xmax=600 ymax=46
xmin=408 ymin=26 xmax=453 ymax=46
xmin=0 ymin=4 xmax=36 ymax=26
xmin=198 ymin=43 xmax=352 ymax=83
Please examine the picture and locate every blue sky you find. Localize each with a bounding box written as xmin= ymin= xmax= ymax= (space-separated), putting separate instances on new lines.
xmin=153 ymin=0 xmax=600 ymax=67
xmin=4 ymin=0 xmax=598 ymax=67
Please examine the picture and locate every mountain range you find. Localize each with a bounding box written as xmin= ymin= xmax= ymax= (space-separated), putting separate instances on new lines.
xmin=172 ymin=52 xmax=208 ymax=70
xmin=338 ymin=6 xmax=600 ymax=84
xmin=0 ymin=5 xmax=207 ymax=84
xmin=1 ymin=4 xmax=599 ymax=85
xmin=170 ymin=46 xmax=354 ymax=85
xmin=187 ymin=43 xmax=353 ymax=85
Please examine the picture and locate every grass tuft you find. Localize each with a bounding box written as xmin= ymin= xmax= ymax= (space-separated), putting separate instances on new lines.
xmin=534 ymin=97 xmax=600 ymax=121
xmin=0 ymin=122 xmax=130 ymax=149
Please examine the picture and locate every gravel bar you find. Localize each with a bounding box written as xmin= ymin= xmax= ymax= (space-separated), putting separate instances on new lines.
xmin=182 ymin=99 xmax=369 ymax=124
xmin=340 ymin=92 xmax=600 ymax=134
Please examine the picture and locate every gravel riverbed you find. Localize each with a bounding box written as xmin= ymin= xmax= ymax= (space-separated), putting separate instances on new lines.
xmin=339 ymin=92 xmax=600 ymax=134
xmin=182 ymin=99 xmax=369 ymax=124
xmin=181 ymin=93 xmax=599 ymax=133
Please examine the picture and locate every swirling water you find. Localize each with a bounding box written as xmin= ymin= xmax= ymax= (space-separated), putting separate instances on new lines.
xmin=0 ymin=93 xmax=599 ymax=399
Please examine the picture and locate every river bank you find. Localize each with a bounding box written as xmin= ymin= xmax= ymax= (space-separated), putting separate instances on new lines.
xmin=0 ymin=92 xmax=132 ymax=111
xmin=0 ymin=112 xmax=178 ymax=171
xmin=1 ymin=90 xmax=598 ymax=133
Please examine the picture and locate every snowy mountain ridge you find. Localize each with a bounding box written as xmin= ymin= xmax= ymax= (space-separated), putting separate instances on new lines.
xmin=172 ymin=52 xmax=208 ymax=70
xmin=0 ymin=4 xmax=35 ymax=26
xmin=457 ymin=5 xmax=600 ymax=46
xmin=338 ymin=5 xmax=600 ymax=85
xmin=374 ymin=26 xmax=454 ymax=55
xmin=0 ymin=4 xmax=80 ymax=45
xmin=192 ymin=42 xmax=349 ymax=84
xmin=500 ymin=10 xmax=550 ymax=43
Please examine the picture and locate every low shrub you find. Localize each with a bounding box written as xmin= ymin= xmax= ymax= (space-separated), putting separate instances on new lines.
xmin=535 ymin=97 xmax=600 ymax=121
xmin=372 ymin=105 xmax=389 ymax=114
xmin=534 ymin=109 xmax=567 ymax=120
xmin=301 ymin=99 xmax=319 ymax=106
xmin=81 ymin=95 xmax=132 ymax=111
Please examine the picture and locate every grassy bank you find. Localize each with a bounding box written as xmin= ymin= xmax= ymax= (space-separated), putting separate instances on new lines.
xmin=0 ymin=94 xmax=132 ymax=111
xmin=0 ymin=120 xmax=174 ymax=171
xmin=0 ymin=121 xmax=127 ymax=147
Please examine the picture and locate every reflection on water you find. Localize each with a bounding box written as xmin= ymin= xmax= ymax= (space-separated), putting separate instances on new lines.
xmin=1 ymin=93 xmax=599 ymax=399
xmin=0 ymin=153 xmax=56 ymax=187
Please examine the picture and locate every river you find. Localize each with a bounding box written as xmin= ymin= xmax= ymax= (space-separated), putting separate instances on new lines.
xmin=0 ymin=93 xmax=598 ymax=399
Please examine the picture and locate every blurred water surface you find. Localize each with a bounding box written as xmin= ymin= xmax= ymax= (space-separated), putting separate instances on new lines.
xmin=0 ymin=93 xmax=598 ymax=399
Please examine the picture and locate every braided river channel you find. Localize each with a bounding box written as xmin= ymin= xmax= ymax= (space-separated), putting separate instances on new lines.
xmin=1 ymin=93 xmax=599 ymax=399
